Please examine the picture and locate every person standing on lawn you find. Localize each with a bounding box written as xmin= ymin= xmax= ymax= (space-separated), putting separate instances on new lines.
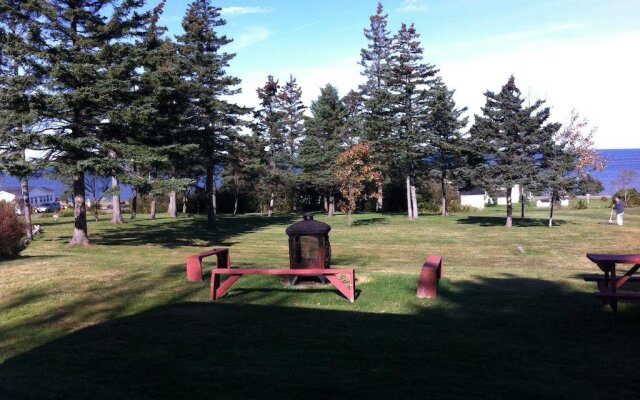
xmin=613 ymin=196 xmax=625 ymax=226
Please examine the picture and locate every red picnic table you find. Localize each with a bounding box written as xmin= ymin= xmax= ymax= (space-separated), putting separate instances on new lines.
xmin=584 ymin=253 xmax=640 ymax=315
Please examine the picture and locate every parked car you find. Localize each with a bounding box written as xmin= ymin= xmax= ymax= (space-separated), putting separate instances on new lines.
xmin=35 ymin=202 xmax=62 ymax=213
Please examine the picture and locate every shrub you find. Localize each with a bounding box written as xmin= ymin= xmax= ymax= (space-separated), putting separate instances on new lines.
xmin=572 ymin=199 xmax=588 ymax=210
xmin=0 ymin=201 xmax=27 ymax=259
xmin=600 ymin=196 xmax=609 ymax=202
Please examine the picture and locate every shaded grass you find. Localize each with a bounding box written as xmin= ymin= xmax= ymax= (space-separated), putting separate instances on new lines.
xmin=1 ymin=207 xmax=640 ymax=399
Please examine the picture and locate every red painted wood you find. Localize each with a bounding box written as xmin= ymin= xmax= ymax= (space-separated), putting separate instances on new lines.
xmin=417 ymin=255 xmax=442 ymax=299
xmin=586 ymin=253 xmax=640 ymax=316
xmin=210 ymin=268 xmax=355 ymax=302
xmin=186 ymin=248 xmax=230 ymax=282
xmin=587 ymin=253 xmax=640 ymax=264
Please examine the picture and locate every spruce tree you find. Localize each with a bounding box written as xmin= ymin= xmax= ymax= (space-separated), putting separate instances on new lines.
xmin=388 ymin=22 xmax=438 ymax=220
xmin=424 ymin=78 xmax=468 ymax=216
xmin=359 ymin=2 xmax=393 ymax=212
xmin=0 ymin=1 xmax=42 ymax=239
xmin=468 ymin=76 xmax=559 ymax=227
xmin=33 ymin=0 xmax=147 ymax=245
xmin=176 ymin=0 xmax=246 ymax=228
xmin=299 ymin=84 xmax=347 ymax=216
xmin=253 ymin=75 xmax=288 ymax=217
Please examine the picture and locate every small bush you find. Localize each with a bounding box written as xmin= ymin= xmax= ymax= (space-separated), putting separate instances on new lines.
xmin=572 ymin=199 xmax=588 ymax=210
xmin=600 ymin=196 xmax=609 ymax=202
xmin=0 ymin=201 xmax=27 ymax=259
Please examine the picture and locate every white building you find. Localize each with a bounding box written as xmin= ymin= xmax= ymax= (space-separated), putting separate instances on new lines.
xmin=459 ymin=187 xmax=488 ymax=210
xmin=0 ymin=186 xmax=56 ymax=208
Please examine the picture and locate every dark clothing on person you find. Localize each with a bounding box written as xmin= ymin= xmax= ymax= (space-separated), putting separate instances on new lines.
xmin=614 ymin=200 xmax=625 ymax=214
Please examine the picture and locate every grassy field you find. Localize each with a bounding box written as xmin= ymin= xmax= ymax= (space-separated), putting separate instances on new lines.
xmin=1 ymin=205 xmax=639 ymax=399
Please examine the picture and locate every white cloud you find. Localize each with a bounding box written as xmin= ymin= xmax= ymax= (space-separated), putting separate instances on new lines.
xmin=222 ymin=6 xmax=273 ymax=15
xmin=460 ymin=22 xmax=584 ymax=47
xmin=229 ymin=27 xmax=272 ymax=51
xmin=399 ymin=0 xmax=429 ymax=13
xmin=438 ymin=30 xmax=640 ymax=149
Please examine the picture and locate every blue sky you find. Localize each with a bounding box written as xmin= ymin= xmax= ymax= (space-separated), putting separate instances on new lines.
xmin=157 ymin=0 xmax=640 ymax=149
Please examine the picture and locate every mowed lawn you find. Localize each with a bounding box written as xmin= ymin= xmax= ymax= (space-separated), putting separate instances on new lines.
xmin=1 ymin=206 xmax=639 ymax=399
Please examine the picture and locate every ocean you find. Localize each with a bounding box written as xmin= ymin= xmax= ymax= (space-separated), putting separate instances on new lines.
xmin=1 ymin=149 xmax=639 ymax=199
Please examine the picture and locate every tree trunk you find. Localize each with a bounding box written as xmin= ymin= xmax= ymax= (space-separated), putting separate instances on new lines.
xmin=505 ymin=187 xmax=513 ymax=227
xmin=411 ymin=183 xmax=419 ymax=219
xmin=233 ymin=186 xmax=239 ymax=215
xmin=205 ymin=165 xmax=216 ymax=229
xmin=168 ymin=190 xmax=177 ymax=218
xmin=130 ymin=189 xmax=137 ymax=220
xmin=520 ymin=192 xmax=525 ymax=219
xmin=406 ymin=175 xmax=414 ymax=220
xmin=328 ymin=193 xmax=335 ymax=217
xmin=440 ymin=175 xmax=447 ymax=216
xmin=182 ymin=194 xmax=187 ymax=214
xmin=111 ymin=176 xmax=123 ymax=224
xmin=93 ymin=200 xmax=99 ymax=221
xmin=323 ymin=195 xmax=328 ymax=212
xmin=150 ymin=196 xmax=157 ymax=220
xmin=268 ymin=192 xmax=274 ymax=217
xmin=20 ymin=176 xmax=33 ymax=241
xmin=376 ymin=182 xmax=383 ymax=212
xmin=292 ymin=190 xmax=297 ymax=212
xmin=69 ymin=171 xmax=90 ymax=245
xmin=347 ymin=210 xmax=353 ymax=227
xmin=548 ymin=191 xmax=556 ymax=228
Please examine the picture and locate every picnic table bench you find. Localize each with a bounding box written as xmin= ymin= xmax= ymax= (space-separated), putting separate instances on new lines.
xmin=210 ymin=268 xmax=356 ymax=303
xmin=186 ymin=248 xmax=230 ymax=282
xmin=585 ymin=253 xmax=640 ymax=315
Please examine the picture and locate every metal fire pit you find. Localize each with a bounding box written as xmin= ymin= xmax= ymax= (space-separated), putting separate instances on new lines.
xmin=285 ymin=213 xmax=331 ymax=271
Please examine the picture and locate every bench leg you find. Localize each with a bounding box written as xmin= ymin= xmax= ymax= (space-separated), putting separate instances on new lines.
xmin=326 ymin=274 xmax=355 ymax=303
xmin=211 ymin=274 xmax=241 ymax=301
xmin=186 ymin=256 xmax=203 ymax=282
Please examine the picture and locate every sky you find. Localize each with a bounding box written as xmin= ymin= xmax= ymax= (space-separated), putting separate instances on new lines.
xmin=158 ymin=0 xmax=639 ymax=149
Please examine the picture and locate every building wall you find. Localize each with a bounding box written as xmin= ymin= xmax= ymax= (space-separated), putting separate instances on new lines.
xmin=460 ymin=194 xmax=485 ymax=210
xmin=0 ymin=191 xmax=17 ymax=203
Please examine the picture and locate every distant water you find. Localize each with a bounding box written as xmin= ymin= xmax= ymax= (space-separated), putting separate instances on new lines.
xmin=591 ymin=149 xmax=640 ymax=195
xmin=2 ymin=149 xmax=639 ymax=199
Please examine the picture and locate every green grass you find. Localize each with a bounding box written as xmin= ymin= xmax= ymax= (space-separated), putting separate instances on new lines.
xmin=1 ymin=207 xmax=640 ymax=399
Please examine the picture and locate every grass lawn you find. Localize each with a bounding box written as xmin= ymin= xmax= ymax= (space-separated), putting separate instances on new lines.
xmin=1 ymin=205 xmax=639 ymax=399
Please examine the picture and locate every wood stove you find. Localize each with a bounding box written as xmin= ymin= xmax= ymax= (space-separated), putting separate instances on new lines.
xmin=285 ymin=213 xmax=331 ymax=270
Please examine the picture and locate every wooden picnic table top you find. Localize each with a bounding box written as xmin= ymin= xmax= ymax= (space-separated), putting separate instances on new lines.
xmin=586 ymin=253 xmax=640 ymax=264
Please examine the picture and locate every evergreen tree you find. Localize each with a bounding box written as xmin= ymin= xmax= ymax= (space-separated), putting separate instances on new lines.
xmin=253 ymin=75 xmax=289 ymax=217
xmin=388 ymin=22 xmax=438 ymax=220
xmin=277 ymin=75 xmax=305 ymax=210
xmin=424 ymin=78 xmax=468 ymax=216
xmin=0 ymin=1 xmax=42 ymax=239
xmin=468 ymin=76 xmax=559 ymax=227
xmin=33 ymin=0 xmax=147 ymax=245
xmin=176 ymin=0 xmax=247 ymax=228
xmin=299 ymin=84 xmax=347 ymax=216
xmin=341 ymin=90 xmax=363 ymax=147
xmin=359 ymin=2 xmax=393 ymax=211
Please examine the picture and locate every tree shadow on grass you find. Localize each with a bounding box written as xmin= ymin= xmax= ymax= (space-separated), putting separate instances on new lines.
xmin=457 ymin=215 xmax=570 ymax=227
xmin=2 ymin=276 xmax=640 ymax=399
xmin=90 ymin=214 xmax=298 ymax=249
xmin=352 ymin=217 xmax=388 ymax=226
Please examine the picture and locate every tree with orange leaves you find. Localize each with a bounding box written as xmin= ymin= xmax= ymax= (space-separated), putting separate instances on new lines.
xmin=334 ymin=144 xmax=382 ymax=226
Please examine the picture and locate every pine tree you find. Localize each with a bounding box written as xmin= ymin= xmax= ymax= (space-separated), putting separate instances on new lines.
xmin=253 ymin=75 xmax=289 ymax=217
xmin=176 ymin=0 xmax=247 ymax=228
xmin=468 ymin=76 xmax=559 ymax=227
xmin=359 ymin=2 xmax=393 ymax=212
xmin=388 ymin=22 xmax=438 ymax=220
xmin=0 ymin=1 xmax=42 ymax=240
xmin=424 ymin=78 xmax=468 ymax=216
xmin=33 ymin=0 xmax=147 ymax=245
xmin=299 ymin=84 xmax=347 ymax=216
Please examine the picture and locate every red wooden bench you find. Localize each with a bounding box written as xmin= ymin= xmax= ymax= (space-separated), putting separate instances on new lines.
xmin=585 ymin=253 xmax=640 ymax=315
xmin=186 ymin=248 xmax=230 ymax=282
xmin=210 ymin=268 xmax=356 ymax=303
xmin=416 ymin=254 xmax=443 ymax=299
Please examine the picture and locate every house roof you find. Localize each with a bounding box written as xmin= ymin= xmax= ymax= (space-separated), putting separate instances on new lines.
xmin=459 ymin=187 xmax=485 ymax=196
xmin=0 ymin=186 xmax=55 ymax=194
